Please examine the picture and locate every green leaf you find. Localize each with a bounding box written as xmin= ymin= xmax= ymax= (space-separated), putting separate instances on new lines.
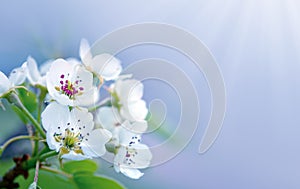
xmin=74 ymin=174 xmax=124 ymax=189
xmin=62 ymin=160 xmax=98 ymax=175
xmin=16 ymin=169 xmax=78 ymax=189
xmin=17 ymin=88 xmax=38 ymax=113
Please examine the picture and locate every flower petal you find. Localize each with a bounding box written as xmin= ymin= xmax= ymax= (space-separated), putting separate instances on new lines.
xmin=9 ymin=64 xmax=27 ymax=86
xmin=120 ymin=100 xmax=148 ymax=121
xmin=62 ymin=151 xmax=88 ymax=160
xmin=90 ymin=53 xmax=122 ymax=80
xmin=0 ymin=71 xmax=11 ymax=95
xmin=79 ymin=38 xmax=93 ymax=66
xmin=119 ymin=167 xmax=144 ymax=179
xmin=41 ymin=102 xmax=70 ymax=131
xmin=115 ymin=79 xmax=144 ymax=103
xmin=81 ymin=128 xmax=112 ymax=157
xmin=122 ymin=120 xmax=148 ymax=134
xmin=26 ymin=56 xmax=41 ymax=85
xmin=95 ymin=107 xmax=122 ymax=132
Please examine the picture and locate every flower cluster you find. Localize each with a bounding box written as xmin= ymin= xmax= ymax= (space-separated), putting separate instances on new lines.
xmin=0 ymin=39 xmax=152 ymax=179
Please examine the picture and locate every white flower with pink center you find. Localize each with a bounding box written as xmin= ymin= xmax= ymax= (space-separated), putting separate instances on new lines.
xmin=41 ymin=102 xmax=112 ymax=160
xmin=46 ymin=58 xmax=99 ymax=106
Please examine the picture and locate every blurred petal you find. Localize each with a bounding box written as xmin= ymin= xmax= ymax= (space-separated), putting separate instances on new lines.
xmin=79 ymin=38 xmax=93 ymax=66
xmin=119 ymin=167 xmax=144 ymax=179
xmin=9 ymin=64 xmax=27 ymax=85
xmin=0 ymin=71 xmax=11 ymax=95
xmin=90 ymin=53 xmax=122 ymax=80
xmin=26 ymin=56 xmax=41 ymax=84
xmin=81 ymin=128 xmax=112 ymax=157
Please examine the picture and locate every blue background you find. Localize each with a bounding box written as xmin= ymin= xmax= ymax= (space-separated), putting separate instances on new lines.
xmin=1 ymin=0 xmax=300 ymax=188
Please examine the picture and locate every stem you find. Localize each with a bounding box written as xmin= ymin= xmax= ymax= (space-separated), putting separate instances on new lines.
xmin=33 ymin=161 xmax=40 ymax=183
xmin=40 ymin=166 xmax=72 ymax=179
xmin=39 ymin=151 xmax=58 ymax=161
xmin=1 ymin=135 xmax=41 ymax=156
xmin=37 ymin=86 xmax=47 ymax=124
xmin=6 ymin=92 xmax=46 ymax=138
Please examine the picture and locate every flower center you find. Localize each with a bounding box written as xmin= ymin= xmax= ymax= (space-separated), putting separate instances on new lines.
xmin=55 ymin=74 xmax=84 ymax=100
xmin=124 ymin=147 xmax=138 ymax=166
xmin=54 ymin=128 xmax=84 ymax=155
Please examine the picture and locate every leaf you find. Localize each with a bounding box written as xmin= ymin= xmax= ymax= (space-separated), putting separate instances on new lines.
xmin=74 ymin=174 xmax=124 ymax=189
xmin=17 ymin=88 xmax=38 ymax=113
xmin=62 ymin=160 xmax=98 ymax=175
xmin=15 ymin=169 xmax=79 ymax=189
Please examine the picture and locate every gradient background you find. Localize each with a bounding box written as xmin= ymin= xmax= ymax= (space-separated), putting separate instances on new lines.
xmin=1 ymin=0 xmax=300 ymax=188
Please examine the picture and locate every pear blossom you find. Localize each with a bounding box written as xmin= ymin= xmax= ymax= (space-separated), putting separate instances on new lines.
xmin=96 ymin=106 xmax=148 ymax=136
xmin=111 ymin=76 xmax=148 ymax=122
xmin=8 ymin=64 xmax=27 ymax=86
xmin=0 ymin=72 xmax=11 ymax=97
xmin=0 ymin=64 xmax=27 ymax=97
xmin=113 ymin=127 xmax=152 ymax=179
xmin=79 ymin=39 xmax=122 ymax=81
xmin=41 ymin=102 xmax=112 ymax=160
xmin=46 ymin=58 xmax=99 ymax=106
xmin=24 ymin=56 xmax=52 ymax=86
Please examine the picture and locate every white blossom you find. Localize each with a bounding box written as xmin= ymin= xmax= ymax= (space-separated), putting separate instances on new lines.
xmin=46 ymin=58 xmax=99 ymax=106
xmin=113 ymin=127 xmax=152 ymax=179
xmin=41 ymin=102 xmax=112 ymax=160
xmin=111 ymin=76 xmax=148 ymax=122
xmin=79 ymin=38 xmax=122 ymax=81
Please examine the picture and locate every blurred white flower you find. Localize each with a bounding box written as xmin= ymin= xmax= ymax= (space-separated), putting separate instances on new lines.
xmin=96 ymin=106 xmax=147 ymax=136
xmin=0 ymin=71 xmax=12 ymax=97
xmin=113 ymin=127 xmax=152 ymax=179
xmin=8 ymin=64 xmax=27 ymax=86
xmin=24 ymin=56 xmax=52 ymax=86
xmin=79 ymin=38 xmax=122 ymax=81
xmin=41 ymin=102 xmax=112 ymax=160
xmin=111 ymin=76 xmax=148 ymax=122
xmin=46 ymin=58 xmax=99 ymax=106
xmin=0 ymin=64 xmax=27 ymax=96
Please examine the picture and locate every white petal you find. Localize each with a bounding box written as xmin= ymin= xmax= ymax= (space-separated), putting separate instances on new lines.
xmin=81 ymin=128 xmax=112 ymax=157
xmin=0 ymin=71 xmax=11 ymax=95
xmin=122 ymin=120 xmax=148 ymax=134
xmin=115 ymin=144 xmax=152 ymax=169
xmin=26 ymin=56 xmax=41 ymax=85
xmin=79 ymin=38 xmax=93 ymax=66
xmin=40 ymin=59 xmax=53 ymax=75
xmin=115 ymin=126 xmax=141 ymax=145
xmin=129 ymin=143 xmax=152 ymax=168
xmin=75 ymin=86 xmax=99 ymax=107
xmin=9 ymin=64 xmax=27 ymax=86
xmin=62 ymin=151 xmax=89 ymax=160
xmin=69 ymin=107 xmax=94 ymax=133
xmin=115 ymin=79 xmax=143 ymax=103
xmin=95 ymin=107 xmax=122 ymax=132
xmin=41 ymin=102 xmax=70 ymax=131
xmin=119 ymin=167 xmax=144 ymax=179
xmin=121 ymin=100 xmax=148 ymax=121
xmin=46 ymin=128 xmax=61 ymax=151
xmin=90 ymin=53 xmax=122 ymax=80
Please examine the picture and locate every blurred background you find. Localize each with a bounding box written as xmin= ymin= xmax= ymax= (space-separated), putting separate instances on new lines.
xmin=1 ymin=0 xmax=300 ymax=188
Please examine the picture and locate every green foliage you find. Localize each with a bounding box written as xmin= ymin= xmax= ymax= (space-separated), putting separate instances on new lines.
xmin=63 ymin=160 xmax=98 ymax=175
xmin=11 ymin=88 xmax=38 ymax=124
xmin=14 ymin=160 xmax=125 ymax=189
xmin=74 ymin=174 xmax=124 ymax=189
xmin=17 ymin=88 xmax=38 ymax=113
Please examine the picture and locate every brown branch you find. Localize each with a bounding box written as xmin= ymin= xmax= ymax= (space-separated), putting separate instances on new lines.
xmin=0 ymin=154 xmax=31 ymax=189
